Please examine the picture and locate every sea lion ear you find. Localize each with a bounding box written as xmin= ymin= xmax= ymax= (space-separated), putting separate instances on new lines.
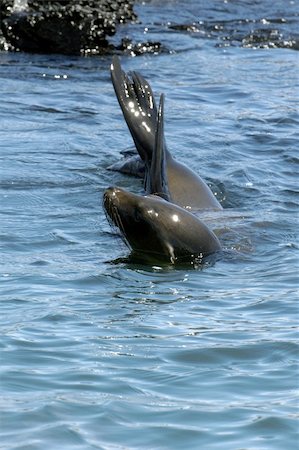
xmin=147 ymin=94 xmax=171 ymax=202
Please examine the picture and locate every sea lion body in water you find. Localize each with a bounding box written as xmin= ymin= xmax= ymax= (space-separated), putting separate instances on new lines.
xmin=103 ymin=94 xmax=221 ymax=264
xmin=103 ymin=187 xmax=221 ymax=264
xmin=110 ymin=55 xmax=222 ymax=211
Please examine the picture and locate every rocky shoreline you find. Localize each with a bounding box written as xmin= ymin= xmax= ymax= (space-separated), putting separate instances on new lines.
xmin=1 ymin=0 xmax=297 ymax=55
xmin=0 ymin=0 xmax=138 ymax=55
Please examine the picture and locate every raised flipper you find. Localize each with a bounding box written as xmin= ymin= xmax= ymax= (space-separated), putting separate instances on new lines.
xmin=110 ymin=56 xmax=223 ymax=211
xmin=146 ymin=94 xmax=170 ymax=202
xmin=110 ymin=55 xmax=157 ymax=165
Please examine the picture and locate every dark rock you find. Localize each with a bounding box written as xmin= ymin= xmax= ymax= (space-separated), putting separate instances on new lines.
xmin=0 ymin=0 xmax=137 ymax=55
xmin=118 ymin=37 xmax=163 ymax=56
xmin=168 ymin=18 xmax=299 ymax=51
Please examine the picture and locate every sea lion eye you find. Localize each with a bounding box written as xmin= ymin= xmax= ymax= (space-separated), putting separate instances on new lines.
xmin=134 ymin=207 xmax=141 ymax=222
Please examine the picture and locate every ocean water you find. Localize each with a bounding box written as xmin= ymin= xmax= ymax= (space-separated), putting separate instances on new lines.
xmin=0 ymin=1 xmax=299 ymax=449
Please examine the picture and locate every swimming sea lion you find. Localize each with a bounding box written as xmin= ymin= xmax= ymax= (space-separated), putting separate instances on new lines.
xmin=110 ymin=55 xmax=222 ymax=211
xmin=103 ymin=186 xmax=221 ymax=264
xmin=103 ymin=95 xmax=221 ymax=264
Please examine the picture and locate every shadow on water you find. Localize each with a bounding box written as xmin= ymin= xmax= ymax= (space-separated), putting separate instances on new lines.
xmin=107 ymin=251 xmax=222 ymax=272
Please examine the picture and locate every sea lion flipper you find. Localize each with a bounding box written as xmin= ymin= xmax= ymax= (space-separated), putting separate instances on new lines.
xmin=111 ymin=56 xmax=157 ymax=164
xmin=131 ymin=71 xmax=157 ymax=114
xmin=107 ymin=154 xmax=145 ymax=178
xmin=147 ymin=94 xmax=171 ymax=202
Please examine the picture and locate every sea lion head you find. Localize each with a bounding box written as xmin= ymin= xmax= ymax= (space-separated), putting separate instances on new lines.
xmin=103 ymin=187 xmax=221 ymax=264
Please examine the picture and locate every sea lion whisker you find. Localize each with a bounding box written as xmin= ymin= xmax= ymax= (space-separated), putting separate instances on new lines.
xmin=111 ymin=204 xmax=132 ymax=250
xmin=103 ymin=196 xmax=132 ymax=251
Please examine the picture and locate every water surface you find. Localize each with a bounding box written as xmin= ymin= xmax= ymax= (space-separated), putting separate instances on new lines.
xmin=1 ymin=1 xmax=299 ymax=449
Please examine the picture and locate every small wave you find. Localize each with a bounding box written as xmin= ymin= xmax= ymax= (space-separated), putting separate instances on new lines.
xmin=168 ymin=17 xmax=299 ymax=50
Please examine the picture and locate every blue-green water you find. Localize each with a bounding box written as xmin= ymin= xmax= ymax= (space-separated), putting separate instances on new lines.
xmin=1 ymin=1 xmax=299 ymax=449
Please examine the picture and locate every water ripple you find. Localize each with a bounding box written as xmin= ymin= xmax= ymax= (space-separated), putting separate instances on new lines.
xmin=1 ymin=6 xmax=298 ymax=449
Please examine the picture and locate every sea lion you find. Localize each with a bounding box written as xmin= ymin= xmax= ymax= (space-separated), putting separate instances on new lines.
xmin=103 ymin=95 xmax=221 ymax=264
xmin=110 ymin=55 xmax=222 ymax=211
xmin=103 ymin=186 xmax=221 ymax=264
